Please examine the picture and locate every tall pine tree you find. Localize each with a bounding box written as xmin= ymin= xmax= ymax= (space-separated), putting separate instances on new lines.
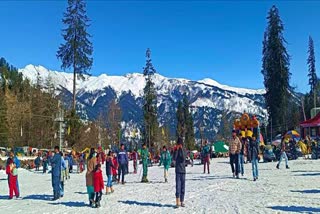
xmin=308 ymin=36 xmax=317 ymax=93
xmin=57 ymin=0 xmax=93 ymax=111
xmin=176 ymin=101 xmax=185 ymax=139
xmin=183 ymin=95 xmax=195 ymax=150
xmin=143 ymin=48 xmax=159 ymax=149
xmin=176 ymin=95 xmax=195 ymax=150
xmin=261 ymin=5 xmax=292 ymax=134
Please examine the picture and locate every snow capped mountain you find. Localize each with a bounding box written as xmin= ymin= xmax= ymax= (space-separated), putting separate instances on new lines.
xmin=19 ymin=65 xmax=267 ymax=139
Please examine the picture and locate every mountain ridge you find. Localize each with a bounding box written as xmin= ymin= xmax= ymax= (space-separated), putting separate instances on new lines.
xmin=18 ymin=64 xmax=268 ymax=140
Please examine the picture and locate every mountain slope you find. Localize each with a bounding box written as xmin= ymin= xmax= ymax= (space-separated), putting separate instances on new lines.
xmin=19 ymin=65 xmax=267 ymax=140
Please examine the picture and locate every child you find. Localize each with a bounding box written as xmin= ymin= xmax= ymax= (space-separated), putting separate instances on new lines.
xmin=43 ymin=156 xmax=48 ymax=174
xmin=93 ymin=164 xmax=104 ymax=208
xmin=105 ymin=151 xmax=115 ymax=194
xmin=6 ymin=159 xmax=19 ymax=199
xmin=112 ymin=153 xmax=118 ymax=182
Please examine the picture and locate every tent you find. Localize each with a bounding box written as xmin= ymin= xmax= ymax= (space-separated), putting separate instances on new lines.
xmin=300 ymin=112 xmax=320 ymax=138
xmin=213 ymin=141 xmax=229 ymax=153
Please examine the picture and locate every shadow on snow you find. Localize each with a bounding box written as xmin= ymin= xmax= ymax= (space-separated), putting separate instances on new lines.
xmin=23 ymin=194 xmax=52 ymax=201
xmin=291 ymin=189 xmax=320 ymax=194
xmin=268 ymin=206 xmax=320 ymax=213
xmin=294 ymin=173 xmax=320 ymax=176
xmin=118 ymin=200 xmax=176 ymax=208
xmin=74 ymin=191 xmax=87 ymax=195
xmin=49 ymin=201 xmax=87 ymax=207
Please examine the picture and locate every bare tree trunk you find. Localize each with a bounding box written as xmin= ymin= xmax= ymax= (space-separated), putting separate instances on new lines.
xmin=73 ymin=66 xmax=76 ymax=111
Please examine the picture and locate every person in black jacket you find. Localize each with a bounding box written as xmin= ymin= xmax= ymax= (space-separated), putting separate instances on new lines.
xmin=106 ymin=151 xmax=115 ymax=194
xmin=174 ymin=137 xmax=186 ymax=208
xmin=249 ymin=136 xmax=259 ymax=181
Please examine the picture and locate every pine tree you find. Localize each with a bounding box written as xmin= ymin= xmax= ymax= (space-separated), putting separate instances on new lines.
xmin=308 ymin=36 xmax=317 ymax=93
xmin=65 ymin=109 xmax=82 ymax=148
xmin=0 ymin=83 xmax=8 ymax=147
xmin=176 ymin=101 xmax=185 ymax=139
xmin=183 ymin=95 xmax=195 ymax=150
xmin=57 ymin=0 xmax=93 ymax=111
xmin=106 ymin=99 xmax=122 ymax=150
xmin=142 ymin=48 xmax=159 ymax=149
xmin=261 ymin=5 xmax=292 ymax=133
xmin=175 ymin=95 xmax=195 ymax=150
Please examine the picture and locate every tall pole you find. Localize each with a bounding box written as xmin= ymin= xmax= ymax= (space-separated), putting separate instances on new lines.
xmin=59 ymin=108 xmax=64 ymax=151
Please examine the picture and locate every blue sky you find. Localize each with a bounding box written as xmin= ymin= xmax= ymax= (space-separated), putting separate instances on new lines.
xmin=1 ymin=1 xmax=320 ymax=92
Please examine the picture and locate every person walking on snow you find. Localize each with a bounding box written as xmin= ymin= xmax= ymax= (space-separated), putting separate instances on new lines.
xmin=86 ymin=148 xmax=97 ymax=206
xmin=117 ymin=144 xmax=128 ymax=184
xmin=93 ymin=164 xmax=104 ymax=208
xmin=239 ymin=137 xmax=246 ymax=176
xmin=141 ymin=144 xmax=149 ymax=183
xmin=229 ymin=130 xmax=242 ymax=179
xmin=6 ymin=151 xmax=21 ymax=195
xmin=249 ymin=136 xmax=259 ymax=181
xmin=35 ymin=154 xmax=41 ymax=171
xmin=132 ymin=149 xmax=138 ymax=174
xmin=105 ymin=151 xmax=115 ymax=194
xmin=112 ymin=152 xmax=118 ymax=182
xmin=190 ymin=152 xmax=194 ymax=167
xmin=63 ymin=154 xmax=70 ymax=179
xmin=42 ymin=156 xmax=48 ymax=174
xmin=202 ymin=140 xmax=210 ymax=174
xmin=51 ymin=146 xmax=62 ymax=200
xmin=159 ymin=146 xmax=172 ymax=183
xmin=276 ymin=137 xmax=290 ymax=169
xmin=174 ymin=137 xmax=187 ymax=208
xmin=60 ymin=152 xmax=67 ymax=198
xmin=6 ymin=158 xmax=19 ymax=199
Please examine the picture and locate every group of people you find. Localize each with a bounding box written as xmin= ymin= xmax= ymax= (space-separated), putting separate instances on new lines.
xmin=229 ymin=130 xmax=291 ymax=181
xmin=6 ymin=128 xmax=295 ymax=208
xmin=79 ymin=139 xmax=187 ymax=209
xmin=6 ymin=151 xmax=21 ymax=199
xmin=229 ymin=130 xmax=260 ymax=181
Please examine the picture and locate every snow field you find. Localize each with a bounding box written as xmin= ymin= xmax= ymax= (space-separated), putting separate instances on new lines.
xmin=0 ymin=158 xmax=320 ymax=214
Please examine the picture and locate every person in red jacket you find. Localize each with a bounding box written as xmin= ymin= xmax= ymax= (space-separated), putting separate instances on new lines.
xmin=112 ymin=153 xmax=118 ymax=182
xmin=6 ymin=158 xmax=19 ymax=199
xmin=132 ymin=150 xmax=138 ymax=174
xmin=93 ymin=164 xmax=104 ymax=208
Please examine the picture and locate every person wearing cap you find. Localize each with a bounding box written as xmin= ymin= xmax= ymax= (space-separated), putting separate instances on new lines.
xmin=174 ymin=137 xmax=186 ymax=208
xmin=276 ymin=137 xmax=290 ymax=169
xmin=159 ymin=145 xmax=172 ymax=183
xmin=51 ymin=146 xmax=62 ymax=200
xmin=229 ymin=130 xmax=242 ymax=179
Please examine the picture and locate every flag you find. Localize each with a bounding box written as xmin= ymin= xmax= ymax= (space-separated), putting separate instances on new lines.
xmin=67 ymin=126 xmax=71 ymax=135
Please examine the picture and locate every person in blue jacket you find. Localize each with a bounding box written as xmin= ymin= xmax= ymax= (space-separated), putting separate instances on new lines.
xmin=7 ymin=151 xmax=21 ymax=196
xmin=117 ymin=144 xmax=128 ymax=184
xmin=60 ymin=152 xmax=67 ymax=197
xmin=51 ymin=146 xmax=62 ymax=200
xmin=68 ymin=153 xmax=74 ymax=173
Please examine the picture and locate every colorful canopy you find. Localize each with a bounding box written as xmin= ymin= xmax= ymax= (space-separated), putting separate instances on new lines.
xmin=284 ymin=130 xmax=300 ymax=139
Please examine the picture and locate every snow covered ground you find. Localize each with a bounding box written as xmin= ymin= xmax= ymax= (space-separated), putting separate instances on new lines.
xmin=1 ymin=158 xmax=320 ymax=214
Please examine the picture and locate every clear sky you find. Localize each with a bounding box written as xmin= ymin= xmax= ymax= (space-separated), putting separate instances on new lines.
xmin=1 ymin=1 xmax=320 ymax=92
